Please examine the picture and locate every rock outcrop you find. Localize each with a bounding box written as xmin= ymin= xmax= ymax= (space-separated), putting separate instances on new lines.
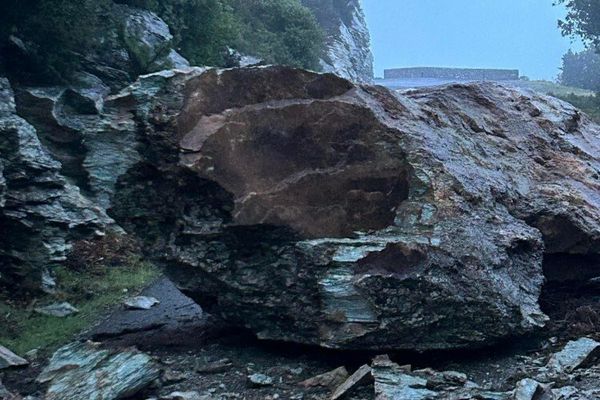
xmin=0 ymin=78 xmax=111 ymax=292
xmin=13 ymin=81 xmax=141 ymax=211
xmin=81 ymin=4 xmax=190 ymax=92
xmin=1 ymin=4 xmax=189 ymax=93
xmin=38 ymin=341 xmax=160 ymax=400
xmin=302 ymin=0 xmax=374 ymax=83
xmin=107 ymin=66 xmax=600 ymax=351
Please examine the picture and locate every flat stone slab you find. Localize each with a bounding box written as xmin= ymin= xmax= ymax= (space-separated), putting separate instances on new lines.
xmin=547 ymin=338 xmax=600 ymax=374
xmin=38 ymin=341 xmax=160 ymax=400
xmin=0 ymin=345 xmax=28 ymax=370
xmin=88 ymin=277 xmax=205 ymax=341
xmin=34 ymin=302 xmax=79 ymax=317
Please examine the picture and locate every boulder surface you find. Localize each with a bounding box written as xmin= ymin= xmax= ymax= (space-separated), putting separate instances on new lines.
xmin=107 ymin=66 xmax=600 ymax=351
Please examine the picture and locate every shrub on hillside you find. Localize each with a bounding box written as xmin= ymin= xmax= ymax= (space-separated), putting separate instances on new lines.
xmin=66 ymin=233 xmax=141 ymax=272
xmin=226 ymin=0 xmax=324 ymax=70
xmin=116 ymin=0 xmax=236 ymax=66
xmin=0 ymin=0 xmax=112 ymax=80
xmin=560 ymin=49 xmax=600 ymax=91
xmin=1 ymin=0 xmax=326 ymax=79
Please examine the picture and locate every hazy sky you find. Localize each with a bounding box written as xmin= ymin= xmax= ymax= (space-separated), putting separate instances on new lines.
xmin=362 ymin=0 xmax=584 ymax=80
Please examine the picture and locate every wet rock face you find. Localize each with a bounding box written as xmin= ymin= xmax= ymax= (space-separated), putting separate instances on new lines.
xmin=38 ymin=341 xmax=160 ymax=400
xmin=110 ymin=66 xmax=600 ymax=351
xmin=302 ymin=0 xmax=374 ymax=83
xmin=0 ymin=78 xmax=111 ymax=292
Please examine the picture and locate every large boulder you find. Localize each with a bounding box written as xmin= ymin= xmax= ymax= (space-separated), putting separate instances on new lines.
xmin=0 ymin=78 xmax=111 ymax=293
xmin=108 ymin=66 xmax=600 ymax=351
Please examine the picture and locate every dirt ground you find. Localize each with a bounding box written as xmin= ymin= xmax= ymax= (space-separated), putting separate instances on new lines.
xmin=3 ymin=276 xmax=600 ymax=400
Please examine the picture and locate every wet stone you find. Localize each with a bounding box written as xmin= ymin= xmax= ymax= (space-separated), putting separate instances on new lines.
xmin=0 ymin=345 xmax=29 ymax=370
xmin=299 ymin=366 xmax=348 ymax=388
xmin=124 ymin=296 xmax=160 ymax=310
xmin=247 ymin=373 xmax=274 ymax=387
xmin=34 ymin=302 xmax=79 ymax=318
xmin=546 ymin=338 xmax=600 ymax=374
xmin=37 ymin=341 xmax=161 ymax=400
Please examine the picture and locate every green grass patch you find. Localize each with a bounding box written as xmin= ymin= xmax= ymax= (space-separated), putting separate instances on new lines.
xmin=512 ymin=80 xmax=600 ymax=123
xmin=551 ymin=92 xmax=600 ymax=123
xmin=514 ymin=80 xmax=595 ymax=97
xmin=0 ymin=258 xmax=159 ymax=356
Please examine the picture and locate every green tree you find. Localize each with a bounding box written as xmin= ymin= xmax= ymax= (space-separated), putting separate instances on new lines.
xmin=0 ymin=0 xmax=111 ymax=80
xmin=560 ymin=48 xmax=600 ymax=91
xmin=116 ymin=0 xmax=236 ymax=66
xmin=226 ymin=0 xmax=324 ymax=70
xmin=557 ymin=0 xmax=600 ymax=46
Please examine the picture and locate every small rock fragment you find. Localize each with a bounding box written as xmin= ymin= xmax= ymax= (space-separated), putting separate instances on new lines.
xmin=299 ymin=366 xmax=348 ymax=388
xmin=513 ymin=378 xmax=545 ymax=400
xmin=0 ymin=344 xmax=29 ymax=369
xmin=547 ymin=338 xmax=600 ymax=374
xmin=331 ymin=364 xmax=372 ymax=400
xmin=24 ymin=348 xmax=40 ymax=361
xmin=372 ymin=356 xmax=436 ymax=400
xmin=441 ymin=371 xmax=468 ymax=385
xmin=162 ymin=369 xmax=187 ymax=384
xmin=586 ymin=276 xmax=600 ymax=287
xmin=247 ymin=373 xmax=274 ymax=387
xmin=34 ymin=302 xmax=79 ymax=317
xmin=124 ymin=296 xmax=160 ymax=310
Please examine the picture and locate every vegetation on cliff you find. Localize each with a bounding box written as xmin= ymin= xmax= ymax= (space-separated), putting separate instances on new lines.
xmin=0 ymin=0 xmax=110 ymax=79
xmin=553 ymin=1 xmax=600 ymax=122
xmin=558 ymin=0 xmax=600 ymax=47
xmin=227 ymin=0 xmax=323 ymax=70
xmin=0 ymin=0 xmax=324 ymax=82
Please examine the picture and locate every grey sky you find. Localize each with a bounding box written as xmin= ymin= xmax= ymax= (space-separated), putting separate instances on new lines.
xmin=362 ymin=0 xmax=584 ymax=80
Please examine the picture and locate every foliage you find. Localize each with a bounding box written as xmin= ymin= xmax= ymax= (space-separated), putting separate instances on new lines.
xmin=553 ymin=0 xmax=600 ymax=124
xmin=0 ymin=0 xmax=325 ymax=78
xmin=552 ymin=92 xmax=600 ymax=123
xmin=300 ymin=0 xmax=355 ymax=30
xmin=557 ymin=0 xmax=600 ymax=46
xmin=65 ymin=233 xmax=141 ymax=271
xmin=226 ymin=0 xmax=324 ymax=70
xmin=0 ymin=0 xmax=112 ymax=79
xmin=559 ymin=49 xmax=600 ymax=91
xmin=509 ymin=79 xmax=594 ymax=97
xmin=116 ymin=0 xmax=236 ymax=66
xmin=0 ymin=235 xmax=159 ymax=355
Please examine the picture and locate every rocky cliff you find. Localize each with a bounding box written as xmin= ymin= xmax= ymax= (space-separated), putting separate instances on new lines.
xmin=302 ymin=0 xmax=374 ymax=83
xmin=0 ymin=79 xmax=112 ymax=292
xmin=0 ymin=4 xmax=186 ymax=293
